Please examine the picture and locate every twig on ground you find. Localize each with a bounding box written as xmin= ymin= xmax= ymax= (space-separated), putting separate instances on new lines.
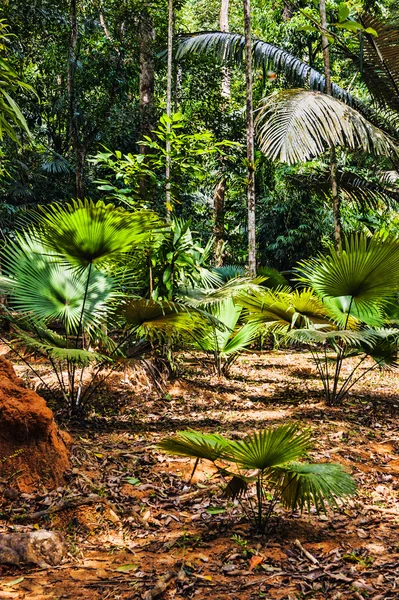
xmin=294 ymin=539 xmax=319 ymax=565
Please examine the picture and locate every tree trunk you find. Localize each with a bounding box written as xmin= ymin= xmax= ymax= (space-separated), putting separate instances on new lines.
xmin=67 ymin=0 xmax=84 ymax=198
xmin=213 ymin=177 xmax=225 ymax=266
xmin=213 ymin=0 xmax=230 ymax=266
xmin=75 ymin=145 xmax=86 ymax=200
xmin=243 ymin=0 xmax=256 ymax=277
xmin=139 ymin=13 xmax=155 ymax=153
xmin=220 ymin=0 xmax=230 ymax=98
xmin=319 ymin=0 xmax=341 ymax=248
xmin=165 ymin=0 xmax=173 ymax=218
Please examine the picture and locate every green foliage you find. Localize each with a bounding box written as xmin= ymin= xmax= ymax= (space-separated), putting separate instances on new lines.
xmin=192 ymin=297 xmax=261 ymax=375
xmin=0 ymin=19 xmax=33 ymax=142
xmin=92 ymin=112 xmax=238 ymax=212
xmin=159 ymin=423 xmax=356 ymax=531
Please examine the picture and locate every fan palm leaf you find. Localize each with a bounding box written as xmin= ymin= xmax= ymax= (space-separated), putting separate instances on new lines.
xmin=226 ymin=424 xmax=313 ymax=470
xmin=270 ymin=462 xmax=356 ymax=513
xmin=122 ymin=298 xmax=207 ymax=337
xmin=237 ymin=288 xmax=330 ymax=331
xmin=0 ymin=232 xmax=116 ymax=332
xmin=158 ymin=430 xmax=232 ymax=462
xmin=297 ymin=233 xmax=399 ymax=320
xmin=12 ymin=328 xmax=106 ymax=365
xmin=255 ymin=90 xmax=398 ymax=165
xmin=36 ymin=199 xmax=164 ymax=268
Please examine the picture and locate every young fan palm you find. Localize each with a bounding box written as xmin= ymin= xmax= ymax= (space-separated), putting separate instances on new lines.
xmin=159 ymin=423 xmax=356 ymax=531
xmin=292 ymin=233 xmax=399 ymax=405
xmin=192 ymin=297 xmax=261 ymax=376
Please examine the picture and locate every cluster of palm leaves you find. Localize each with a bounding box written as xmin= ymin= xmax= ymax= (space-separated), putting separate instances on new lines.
xmin=159 ymin=423 xmax=356 ymax=531
xmin=238 ymin=233 xmax=399 ymax=405
xmin=0 ymin=199 xmax=263 ymax=412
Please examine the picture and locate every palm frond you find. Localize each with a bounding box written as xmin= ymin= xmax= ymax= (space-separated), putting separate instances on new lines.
xmin=237 ymin=288 xmax=330 ymax=330
xmin=255 ymin=90 xmax=398 ymax=164
xmin=176 ymin=32 xmax=365 ymax=111
xmin=122 ymin=298 xmax=207 ymax=336
xmin=270 ymin=462 xmax=356 ymax=513
xmin=12 ymin=329 xmax=105 ymax=365
xmin=1 ymin=231 xmax=116 ymax=332
xmin=37 ymin=199 xmax=165 ymax=267
xmin=212 ymin=265 xmax=246 ymax=282
xmin=227 ymin=424 xmax=313 ymax=471
xmin=287 ymin=166 xmax=399 ymax=210
xmin=287 ymin=327 xmax=385 ymax=348
xmin=358 ymin=15 xmax=399 ymax=113
xmin=158 ymin=430 xmax=232 ymax=462
xmin=297 ymin=233 xmax=399 ymax=318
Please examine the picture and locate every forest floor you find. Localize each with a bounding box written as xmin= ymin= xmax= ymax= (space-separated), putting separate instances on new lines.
xmin=1 ymin=351 xmax=399 ymax=600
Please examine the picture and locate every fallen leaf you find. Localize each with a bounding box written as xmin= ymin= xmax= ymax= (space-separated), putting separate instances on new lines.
xmin=3 ymin=579 xmax=24 ymax=587
xmin=248 ymin=555 xmax=264 ymax=571
xmin=116 ymin=563 xmax=139 ymax=573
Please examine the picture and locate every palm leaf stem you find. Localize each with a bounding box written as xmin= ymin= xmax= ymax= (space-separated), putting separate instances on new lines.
xmin=75 ymin=262 xmax=93 ymax=348
xmin=31 ymin=322 xmax=70 ymax=402
xmin=188 ymin=458 xmax=200 ymax=484
xmin=0 ymin=335 xmax=55 ymax=398
xmin=308 ymin=344 xmax=330 ymax=403
xmin=336 ymin=344 xmax=398 ymax=403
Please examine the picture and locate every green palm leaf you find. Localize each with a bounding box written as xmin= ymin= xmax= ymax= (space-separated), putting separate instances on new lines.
xmin=158 ymin=430 xmax=232 ymax=462
xmin=37 ymin=199 xmax=164 ymax=267
xmin=122 ymin=298 xmax=206 ymax=336
xmin=270 ymin=462 xmax=356 ymax=513
xmin=176 ymin=32 xmax=365 ymax=113
xmin=297 ymin=233 xmax=399 ymax=319
xmin=255 ymin=90 xmax=397 ymax=164
xmin=12 ymin=328 xmax=106 ymax=365
xmin=227 ymin=424 xmax=313 ymax=471
xmin=237 ymin=288 xmax=330 ymax=331
xmin=1 ymin=232 xmax=116 ymax=332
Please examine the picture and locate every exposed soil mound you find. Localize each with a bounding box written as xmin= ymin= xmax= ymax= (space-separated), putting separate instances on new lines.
xmin=0 ymin=358 xmax=70 ymax=492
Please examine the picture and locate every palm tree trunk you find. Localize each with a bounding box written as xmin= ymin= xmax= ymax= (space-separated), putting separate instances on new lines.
xmin=319 ymin=0 xmax=341 ymax=248
xmin=165 ymin=0 xmax=173 ymax=218
xmin=243 ymin=0 xmax=256 ymax=277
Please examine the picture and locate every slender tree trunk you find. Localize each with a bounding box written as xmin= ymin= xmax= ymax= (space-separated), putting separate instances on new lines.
xmin=213 ymin=177 xmax=225 ymax=265
xmin=220 ymin=0 xmax=230 ymax=98
xmin=139 ymin=13 xmax=155 ymax=153
xmin=165 ymin=0 xmax=173 ymax=217
xmin=67 ymin=0 xmax=84 ymax=198
xmin=243 ymin=0 xmax=256 ymax=277
xmin=213 ymin=0 xmax=230 ymax=266
xmin=319 ymin=0 xmax=341 ymax=248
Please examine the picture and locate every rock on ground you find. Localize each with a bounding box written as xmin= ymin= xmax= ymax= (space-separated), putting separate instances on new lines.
xmin=0 ymin=530 xmax=66 ymax=567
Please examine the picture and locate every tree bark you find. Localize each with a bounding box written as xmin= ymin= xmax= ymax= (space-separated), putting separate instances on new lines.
xmin=67 ymin=0 xmax=84 ymax=198
xmin=220 ymin=0 xmax=230 ymax=98
xmin=213 ymin=177 xmax=225 ymax=266
xmin=213 ymin=0 xmax=230 ymax=266
xmin=319 ymin=0 xmax=341 ymax=248
xmin=243 ymin=0 xmax=256 ymax=277
xmin=139 ymin=12 xmax=155 ymax=153
xmin=165 ymin=0 xmax=173 ymax=218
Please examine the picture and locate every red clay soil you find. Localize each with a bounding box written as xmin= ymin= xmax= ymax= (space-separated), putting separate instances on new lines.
xmin=0 ymin=357 xmax=70 ymax=492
